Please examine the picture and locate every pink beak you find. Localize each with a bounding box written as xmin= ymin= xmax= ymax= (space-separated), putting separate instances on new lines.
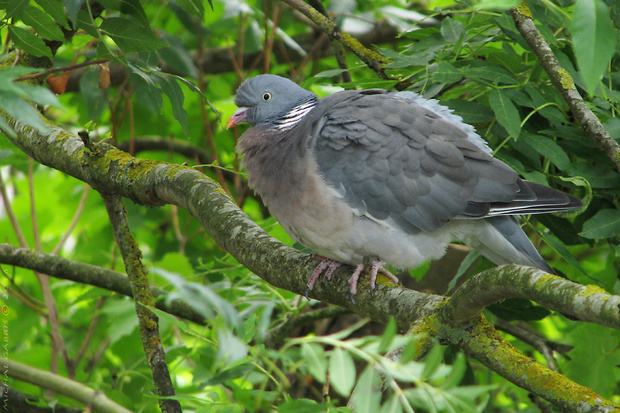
xmin=226 ymin=107 xmax=249 ymax=129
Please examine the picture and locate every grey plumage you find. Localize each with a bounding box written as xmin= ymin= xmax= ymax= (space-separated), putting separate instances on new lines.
xmin=228 ymin=74 xmax=582 ymax=295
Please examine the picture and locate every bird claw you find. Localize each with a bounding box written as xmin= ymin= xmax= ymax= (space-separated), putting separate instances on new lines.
xmin=306 ymin=257 xmax=400 ymax=302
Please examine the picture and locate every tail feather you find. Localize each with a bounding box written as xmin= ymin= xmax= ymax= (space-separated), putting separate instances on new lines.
xmin=462 ymin=216 xmax=555 ymax=274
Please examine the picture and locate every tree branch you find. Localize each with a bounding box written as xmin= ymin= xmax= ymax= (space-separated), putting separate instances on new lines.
xmin=510 ymin=3 xmax=620 ymax=174
xmin=441 ymin=265 xmax=620 ymax=330
xmin=101 ymin=194 xmax=181 ymax=413
xmin=0 ymin=244 xmax=207 ymax=324
xmin=280 ymin=0 xmax=390 ymax=78
xmin=443 ymin=316 xmax=617 ymax=412
xmin=1 ymin=357 xmax=133 ymax=413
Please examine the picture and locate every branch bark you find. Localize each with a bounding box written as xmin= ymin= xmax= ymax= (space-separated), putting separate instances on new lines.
xmin=510 ymin=3 xmax=620 ymax=174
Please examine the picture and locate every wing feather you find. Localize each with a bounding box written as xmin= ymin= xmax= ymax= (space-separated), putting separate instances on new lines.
xmin=311 ymin=90 xmax=577 ymax=235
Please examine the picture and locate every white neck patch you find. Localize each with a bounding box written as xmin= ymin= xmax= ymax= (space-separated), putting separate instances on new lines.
xmin=273 ymin=98 xmax=317 ymax=131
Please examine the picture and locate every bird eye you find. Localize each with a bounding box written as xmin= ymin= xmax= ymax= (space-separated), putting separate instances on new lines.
xmin=262 ymin=92 xmax=272 ymax=101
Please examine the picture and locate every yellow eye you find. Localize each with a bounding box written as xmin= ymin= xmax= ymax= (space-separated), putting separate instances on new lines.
xmin=262 ymin=92 xmax=272 ymax=101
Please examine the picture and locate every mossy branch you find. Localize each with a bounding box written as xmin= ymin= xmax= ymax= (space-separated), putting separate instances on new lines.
xmin=101 ymin=194 xmax=181 ymax=413
xmin=510 ymin=3 xmax=620 ymax=174
xmin=442 ymin=264 xmax=620 ymax=329
xmin=4 ymin=117 xmax=620 ymax=410
xmin=445 ymin=317 xmax=617 ymax=412
xmin=280 ymin=0 xmax=390 ymax=78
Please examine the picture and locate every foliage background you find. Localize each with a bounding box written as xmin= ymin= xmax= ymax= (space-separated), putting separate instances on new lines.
xmin=0 ymin=0 xmax=619 ymax=412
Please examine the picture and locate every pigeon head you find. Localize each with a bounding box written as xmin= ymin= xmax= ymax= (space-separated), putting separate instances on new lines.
xmin=227 ymin=74 xmax=317 ymax=128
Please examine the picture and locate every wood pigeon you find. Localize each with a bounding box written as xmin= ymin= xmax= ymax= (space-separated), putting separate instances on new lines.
xmin=227 ymin=74 xmax=582 ymax=297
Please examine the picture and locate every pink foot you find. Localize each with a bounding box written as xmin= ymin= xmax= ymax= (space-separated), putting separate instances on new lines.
xmin=348 ymin=259 xmax=401 ymax=299
xmin=306 ymin=256 xmax=401 ymax=302
xmin=305 ymin=255 xmax=342 ymax=298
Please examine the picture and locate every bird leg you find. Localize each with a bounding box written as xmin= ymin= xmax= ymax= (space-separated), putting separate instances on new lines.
xmin=349 ymin=259 xmax=402 ymax=298
xmin=305 ymin=255 xmax=342 ymax=298
xmin=307 ymin=256 xmax=402 ymax=302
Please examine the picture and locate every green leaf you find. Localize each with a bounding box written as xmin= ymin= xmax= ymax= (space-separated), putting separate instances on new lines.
xmin=603 ymin=117 xmax=620 ymax=142
xmin=487 ymin=297 xmax=551 ymax=321
xmin=217 ymin=328 xmax=248 ymax=364
xmin=440 ymin=352 xmax=468 ymax=389
xmin=76 ymin=7 xmax=100 ymax=38
xmin=472 ymin=0 xmax=519 ymax=10
xmin=441 ymin=99 xmax=494 ymax=123
xmin=530 ymin=225 xmax=588 ymax=275
xmin=440 ymin=17 xmax=465 ymax=43
xmin=99 ymin=0 xmax=150 ymax=29
xmin=158 ymin=31 xmax=200 ymax=78
xmin=329 ymin=347 xmax=356 ymax=397
xmin=20 ymin=5 xmax=66 ymax=41
xmin=18 ymin=84 xmax=61 ymax=107
xmin=156 ymin=74 xmax=189 ymax=136
xmin=35 ymin=0 xmax=69 ymax=29
xmin=421 ymin=344 xmax=444 ymax=380
xmin=315 ymin=68 xmax=349 ymax=78
xmin=354 ymin=367 xmax=381 ymax=413
xmin=564 ymin=324 xmax=620 ymax=396
xmin=380 ymin=47 xmax=436 ymax=69
xmin=8 ymin=26 xmax=52 ymax=58
xmin=177 ymin=0 xmax=205 ymax=18
xmin=238 ymin=314 xmax=256 ymax=344
xmin=0 ymin=91 xmax=51 ymax=133
xmin=4 ymin=0 xmax=29 ymax=18
xmin=64 ymin=0 xmax=84 ymax=25
xmin=463 ymin=63 xmax=518 ymax=85
xmin=101 ymin=299 xmax=139 ymax=343
xmin=154 ymin=268 xmax=240 ymax=328
xmin=566 ymin=163 xmax=620 ymax=189
xmin=432 ymin=62 xmax=463 ymax=84
xmin=447 ymin=250 xmax=480 ymax=294
xmin=377 ymin=317 xmax=397 ymax=353
xmin=100 ymin=17 xmax=167 ymax=52
xmin=572 ymin=0 xmax=617 ymax=94
xmin=489 ymin=89 xmax=521 ymax=137
xmin=580 ymin=209 xmax=620 ymax=239
xmin=519 ymin=134 xmax=570 ymax=169
xmin=302 ymin=343 xmax=327 ymax=383
xmin=79 ymin=70 xmax=106 ymax=121
xmin=277 ymin=399 xmax=323 ymax=413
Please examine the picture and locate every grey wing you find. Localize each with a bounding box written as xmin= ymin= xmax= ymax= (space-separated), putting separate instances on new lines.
xmin=314 ymin=90 xmax=520 ymax=234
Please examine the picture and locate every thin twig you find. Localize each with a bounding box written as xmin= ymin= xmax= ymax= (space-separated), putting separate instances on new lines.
xmin=265 ymin=306 xmax=351 ymax=348
xmin=510 ymin=3 xmax=620 ymax=173
xmin=15 ymin=58 xmax=110 ymax=81
xmin=0 ymin=173 xmax=29 ymax=247
xmin=52 ymin=184 xmax=90 ymax=255
xmin=495 ymin=319 xmax=571 ymax=372
xmin=28 ymin=163 xmax=73 ymax=381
